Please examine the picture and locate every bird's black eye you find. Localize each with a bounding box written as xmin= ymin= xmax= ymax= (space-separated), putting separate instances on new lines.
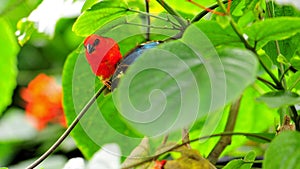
xmin=93 ymin=38 xmax=100 ymax=46
xmin=86 ymin=44 xmax=95 ymax=54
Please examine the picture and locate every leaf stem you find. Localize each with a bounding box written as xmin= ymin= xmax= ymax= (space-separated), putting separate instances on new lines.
xmin=257 ymin=76 xmax=280 ymax=90
xmin=26 ymin=86 xmax=107 ymax=169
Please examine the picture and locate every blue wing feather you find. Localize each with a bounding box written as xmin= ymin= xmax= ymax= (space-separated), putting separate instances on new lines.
xmin=111 ymin=41 xmax=160 ymax=90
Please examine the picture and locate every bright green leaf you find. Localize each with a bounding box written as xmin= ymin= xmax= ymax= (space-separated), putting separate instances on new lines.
xmin=0 ymin=18 xmax=19 ymax=115
xmin=223 ymin=151 xmax=256 ymax=169
xmin=277 ymin=54 xmax=290 ymax=65
xmin=81 ymin=0 xmax=99 ymax=12
xmin=290 ymin=55 xmax=300 ymax=70
xmin=245 ymin=17 xmax=300 ymax=49
xmin=232 ymin=0 xmax=246 ymax=16
xmin=288 ymin=70 xmax=300 ymax=90
xmin=223 ymin=159 xmax=244 ymax=169
xmin=241 ymin=150 xmax=256 ymax=169
xmin=264 ymin=131 xmax=300 ymax=169
xmin=72 ymin=0 xmax=132 ymax=36
xmin=257 ymin=91 xmax=300 ymax=108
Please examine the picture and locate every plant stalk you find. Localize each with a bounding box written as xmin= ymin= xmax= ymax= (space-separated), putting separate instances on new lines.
xmin=26 ymin=86 xmax=106 ymax=169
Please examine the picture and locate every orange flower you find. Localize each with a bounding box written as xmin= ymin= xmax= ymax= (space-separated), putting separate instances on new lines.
xmin=21 ymin=73 xmax=66 ymax=130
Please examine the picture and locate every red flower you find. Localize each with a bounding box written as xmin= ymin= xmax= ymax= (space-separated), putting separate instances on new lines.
xmin=21 ymin=73 xmax=66 ymax=130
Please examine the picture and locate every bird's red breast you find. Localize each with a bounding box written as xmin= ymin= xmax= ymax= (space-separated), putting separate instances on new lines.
xmin=84 ymin=34 xmax=122 ymax=80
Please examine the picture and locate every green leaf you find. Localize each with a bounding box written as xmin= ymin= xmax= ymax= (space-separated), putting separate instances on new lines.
xmin=62 ymin=49 xmax=142 ymax=159
xmin=0 ymin=18 xmax=19 ymax=115
xmin=241 ymin=150 xmax=256 ymax=169
xmin=257 ymin=91 xmax=300 ymax=108
xmin=264 ymin=131 xmax=300 ymax=169
xmin=195 ymin=21 xmax=242 ymax=47
xmin=223 ymin=151 xmax=256 ymax=169
xmin=245 ymin=17 xmax=300 ymax=49
xmin=113 ymin=24 xmax=258 ymax=135
xmin=81 ymin=0 xmax=99 ymax=12
xmin=223 ymin=160 xmax=244 ymax=169
xmin=232 ymin=0 xmax=246 ymax=16
xmin=72 ymin=0 xmax=132 ymax=36
xmin=277 ymin=54 xmax=290 ymax=65
xmin=290 ymin=55 xmax=300 ymax=70
xmin=287 ymin=71 xmax=300 ymax=90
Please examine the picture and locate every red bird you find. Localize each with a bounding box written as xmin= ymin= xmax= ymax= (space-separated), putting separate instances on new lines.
xmin=83 ymin=34 xmax=122 ymax=84
xmin=84 ymin=34 xmax=160 ymax=90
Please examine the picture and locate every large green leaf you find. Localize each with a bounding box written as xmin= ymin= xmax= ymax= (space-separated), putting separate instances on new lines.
xmin=113 ymin=24 xmax=258 ymax=136
xmin=257 ymin=91 xmax=300 ymax=108
xmin=72 ymin=0 xmax=133 ymax=36
xmin=264 ymin=131 xmax=300 ymax=169
xmin=0 ymin=18 xmax=19 ymax=115
xmin=244 ymin=17 xmax=300 ymax=49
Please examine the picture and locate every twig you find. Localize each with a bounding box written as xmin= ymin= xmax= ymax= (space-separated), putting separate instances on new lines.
xmin=289 ymin=106 xmax=300 ymax=131
xmin=257 ymin=76 xmax=280 ymax=90
xmin=125 ymin=20 xmax=181 ymax=30
xmin=26 ymin=86 xmax=107 ymax=169
xmin=145 ymin=0 xmax=150 ymax=41
xmin=208 ymin=96 xmax=242 ymax=164
xmin=128 ymin=8 xmax=182 ymax=28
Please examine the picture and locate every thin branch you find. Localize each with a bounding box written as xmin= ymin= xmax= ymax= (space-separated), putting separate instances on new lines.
xmin=208 ymin=96 xmax=242 ymax=164
xmin=128 ymin=8 xmax=182 ymax=28
xmin=26 ymin=86 xmax=107 ymax=169
xmin=121 ymin=131 xmax=271 ymax=169
xmin=257 ymin=76 xmax=280 ymax=90
xmin=125 ymin=20 xmax=181 ymax=30
xmin=145 ymin=0 xmax=150 ymax=41
xmin=289 ymin=106 xmax=300 ymax=131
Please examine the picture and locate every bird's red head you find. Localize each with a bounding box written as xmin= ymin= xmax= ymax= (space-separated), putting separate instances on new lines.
xmin=84 ymin=34 xmax=122 ymax=80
